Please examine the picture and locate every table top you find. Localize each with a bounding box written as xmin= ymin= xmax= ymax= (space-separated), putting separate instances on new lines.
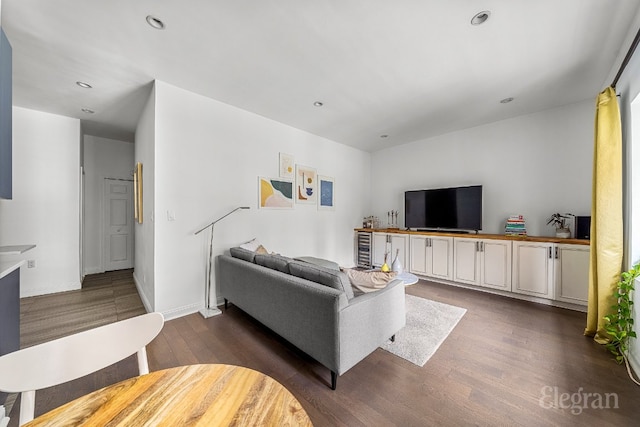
xmin=24 ymin=364 xmax=313 ymax=427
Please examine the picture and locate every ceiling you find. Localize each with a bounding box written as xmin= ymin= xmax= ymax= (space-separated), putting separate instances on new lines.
xmin=2 ymin=1 xmax=640 ymax=151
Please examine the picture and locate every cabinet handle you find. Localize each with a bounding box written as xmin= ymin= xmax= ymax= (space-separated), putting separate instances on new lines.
xmin=475 ymin=241 xmax=479 ymax=252
xmin=548 ymin=247 xmax=552 ymax=259
xmin=555 ymin=247 xmax=558 ymax=259
xmin=480 ymin=242 xmax=484 ymax=252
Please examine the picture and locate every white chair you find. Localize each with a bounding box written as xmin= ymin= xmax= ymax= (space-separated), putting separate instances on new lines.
xmin=0 ymin=312 xmax=164 ymax=426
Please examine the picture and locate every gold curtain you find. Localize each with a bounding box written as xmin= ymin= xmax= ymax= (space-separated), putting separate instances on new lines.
xmin=584 ymin=86 xmax=624 ymax=342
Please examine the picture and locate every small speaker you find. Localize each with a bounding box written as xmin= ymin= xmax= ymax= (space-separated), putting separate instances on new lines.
xmin=575 ymin=216 xmax=591 ymax=240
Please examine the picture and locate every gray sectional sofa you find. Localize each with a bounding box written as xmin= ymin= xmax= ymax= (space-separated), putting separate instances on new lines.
xmin=218 ymin=247 xmax=406 ymax=389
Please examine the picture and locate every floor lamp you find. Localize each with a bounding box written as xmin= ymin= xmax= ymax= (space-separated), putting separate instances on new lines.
xmin=194 ymin=206 xmax=250 ymax=318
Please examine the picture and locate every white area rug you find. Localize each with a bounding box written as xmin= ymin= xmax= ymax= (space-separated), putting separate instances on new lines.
xmin=381 ymin=294 xmax=466 ymax=367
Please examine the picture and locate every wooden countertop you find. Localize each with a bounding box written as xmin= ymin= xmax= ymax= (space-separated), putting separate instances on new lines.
xmin=354 ymin=228 xmax=590 ymax=246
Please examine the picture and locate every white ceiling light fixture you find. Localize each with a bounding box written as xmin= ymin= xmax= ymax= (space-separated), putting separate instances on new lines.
xmin=471 ymin=11 xmax=491 ymax=26
xmin=313 ymin=101 xmax=324 ymax=107
xmin=500 ymin=97 xmax=514 ymax=104
xmin=146 ymin=15 xmax=165 ymax=30
xmin=81 ymin=108 xmax=95 ymax=114
xmin=76 ymin=81 xmax=92 ymax=89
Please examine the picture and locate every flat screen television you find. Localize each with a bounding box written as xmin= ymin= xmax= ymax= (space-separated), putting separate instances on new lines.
xmin=405 ymin=185 xmax=482 ymax=232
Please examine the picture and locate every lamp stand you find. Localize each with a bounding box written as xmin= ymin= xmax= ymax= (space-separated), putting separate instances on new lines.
xmin=199 ymin=225 xmax=222 ymax=318
xmin=194 ymin=206 xmax=250 ymax=319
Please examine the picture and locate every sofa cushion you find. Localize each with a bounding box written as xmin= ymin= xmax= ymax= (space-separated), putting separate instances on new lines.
xmin=294 ymin=256 xmax=340 ymax=271
xmin=288 ymin=261 xmax=354 ymax=300
xmin=254 ymin=254 xmax=292 ymax=274
xmin=230 ymin=246 xmax=257 ymax=263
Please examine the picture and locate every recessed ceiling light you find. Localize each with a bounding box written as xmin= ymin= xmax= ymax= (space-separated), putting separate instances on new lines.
xmin=500 ymin=97 xmax=514 ymax=104
xmin=380 ymin=134 xmax=389 ymax=138
xmin=76 ymin=81 xmax=92 ymax=89
xmin=81 ymin=108 xmax=95 ymax=114
xmin=313 ymin=101 xmax=324 ymax=107
xmin=471 ymin=11 xmax=491 ymax=26
xmin=146 ymin=15 xmax=165 ymax=30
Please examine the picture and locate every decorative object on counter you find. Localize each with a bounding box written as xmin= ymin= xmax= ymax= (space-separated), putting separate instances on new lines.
xmin=547 ymin=212 xmax=573 ymax=238
xmin=381 ymin=251 xmax=390 ymax=272
xmin=391 ymin=248 xmax=403 ymax=273
xmin=362 ymin=216 xmax=379 ymax=228
xmin=387 ymin=210 xmax=399 ymax=228
xmin=505 ymin=215 xmax=527 ymax=236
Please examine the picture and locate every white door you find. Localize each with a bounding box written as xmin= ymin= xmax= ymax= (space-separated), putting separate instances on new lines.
xmin=372 ymin=233 xmax=388 ymax=267
xmin=555 ymin=244 xmax=590 ymax=304
xmin=104 ymin=179 xmax=134 ymax=271
xmin=453 ymin=238 xmax=479 ymax=285
xmin=512 ymin=242 xmax=554 ymax=297
xmin=430 ymin=237 xmax=453 ymax=280
xmin=480 ymin=240 xmax=512 ymax=290
xmin=410 ymin=236 xmax=427 ymax=274
xmin=389 ymin=235 xmax=408 ymax=270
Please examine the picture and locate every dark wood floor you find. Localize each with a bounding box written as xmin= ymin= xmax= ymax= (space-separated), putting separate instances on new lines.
xmin=8 ymin=270 xmax=640 ymax=426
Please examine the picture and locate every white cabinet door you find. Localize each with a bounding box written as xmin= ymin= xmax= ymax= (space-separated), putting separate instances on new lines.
xmin=429 ymin=236 xmax=454 ymax=280
xmin=453 ymin=238 xmax=480 ymax=285
xmin=389 ymin=234 xmax=408 ymax=271
xmin=512 ymin=241 xmax=554 ymax=298
xmin=480 ymin=240 xmax=512 ymax=291
xmin=410 ymin=236 xmax=427 ymax=275
xmin=555 ymin=244 xmax=589 ymax=305
xmin=372 ymin=233 xmax=388 ymax=267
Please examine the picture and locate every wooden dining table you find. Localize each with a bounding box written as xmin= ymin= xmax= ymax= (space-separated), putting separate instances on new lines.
xmin=24 ymin=364 xmax=313 ymax=426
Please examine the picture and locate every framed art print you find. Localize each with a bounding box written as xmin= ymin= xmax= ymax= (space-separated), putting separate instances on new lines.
xmin=295 ymin=165 xmax=317 ymax=204
xmin=258 ymin=177 xmax=293 ymax=209
xmin=318 ymin=175 xmax=334 ymax=210
xmin=279 ymin=153 xmax=294 ymax=179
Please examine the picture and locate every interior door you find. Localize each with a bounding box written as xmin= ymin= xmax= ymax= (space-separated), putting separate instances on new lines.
xmin=104 ymin=179 xmax=134 ymax=271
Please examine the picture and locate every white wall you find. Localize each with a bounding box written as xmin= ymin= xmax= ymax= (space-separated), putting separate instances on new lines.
xmin=83 ymin=135 xmax=134 ymax=274
xmin=134 ymin=85 xmax=156 ymax=312
xmin=147 ymin=81 xmax=371 ymax=318
xmin=0 ymin=107 xmax=81 ymax=296
xmin=371 ymin=101 xmax=594 ymax=236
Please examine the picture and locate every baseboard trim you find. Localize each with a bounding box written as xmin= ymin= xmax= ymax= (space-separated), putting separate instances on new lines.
xmin=20 ymin=282 xmax=81 ymax=298
xmin=414 ymin=275 xmax=587 ymax=312
xmin=83 ymin=267 xmax=105 ymax=276
xmin=160 ymin=303 xmax=202 ymax=321
xmin=132 ymin=271 xmax=153 ymax=314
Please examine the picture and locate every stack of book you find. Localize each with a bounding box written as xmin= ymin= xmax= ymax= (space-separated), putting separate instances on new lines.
xmin=505 ymin=215 xmax=527 ymax=236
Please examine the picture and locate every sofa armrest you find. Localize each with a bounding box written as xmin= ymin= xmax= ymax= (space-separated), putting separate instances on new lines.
xmin=337 ymin=279 xmax=406 ymax=374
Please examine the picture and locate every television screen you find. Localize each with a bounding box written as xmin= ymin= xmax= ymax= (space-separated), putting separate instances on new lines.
xmin=405 ymin=185 xmax=482 ymax=231
xmin=405 ymin=190 xmax=426 ymax=228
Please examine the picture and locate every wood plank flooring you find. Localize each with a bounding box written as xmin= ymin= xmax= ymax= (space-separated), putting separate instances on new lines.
xmin=8 ymin=270 xmax=640 ymax=426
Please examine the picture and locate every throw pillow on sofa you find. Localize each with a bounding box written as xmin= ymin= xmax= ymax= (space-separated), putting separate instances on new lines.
xmin=341 ymin=268 xmax=397 ymax=294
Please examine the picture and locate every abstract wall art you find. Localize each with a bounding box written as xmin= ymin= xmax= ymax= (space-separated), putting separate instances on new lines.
xmin=295 ymin=165 xmax=317 ymax=204
xmin=258 ymin=177 xmax=294 ymax=209
xmin=279 ymin=152 xmax=294 ymax=179
xmin=318 ymin=175 xmax=334 ymax=210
